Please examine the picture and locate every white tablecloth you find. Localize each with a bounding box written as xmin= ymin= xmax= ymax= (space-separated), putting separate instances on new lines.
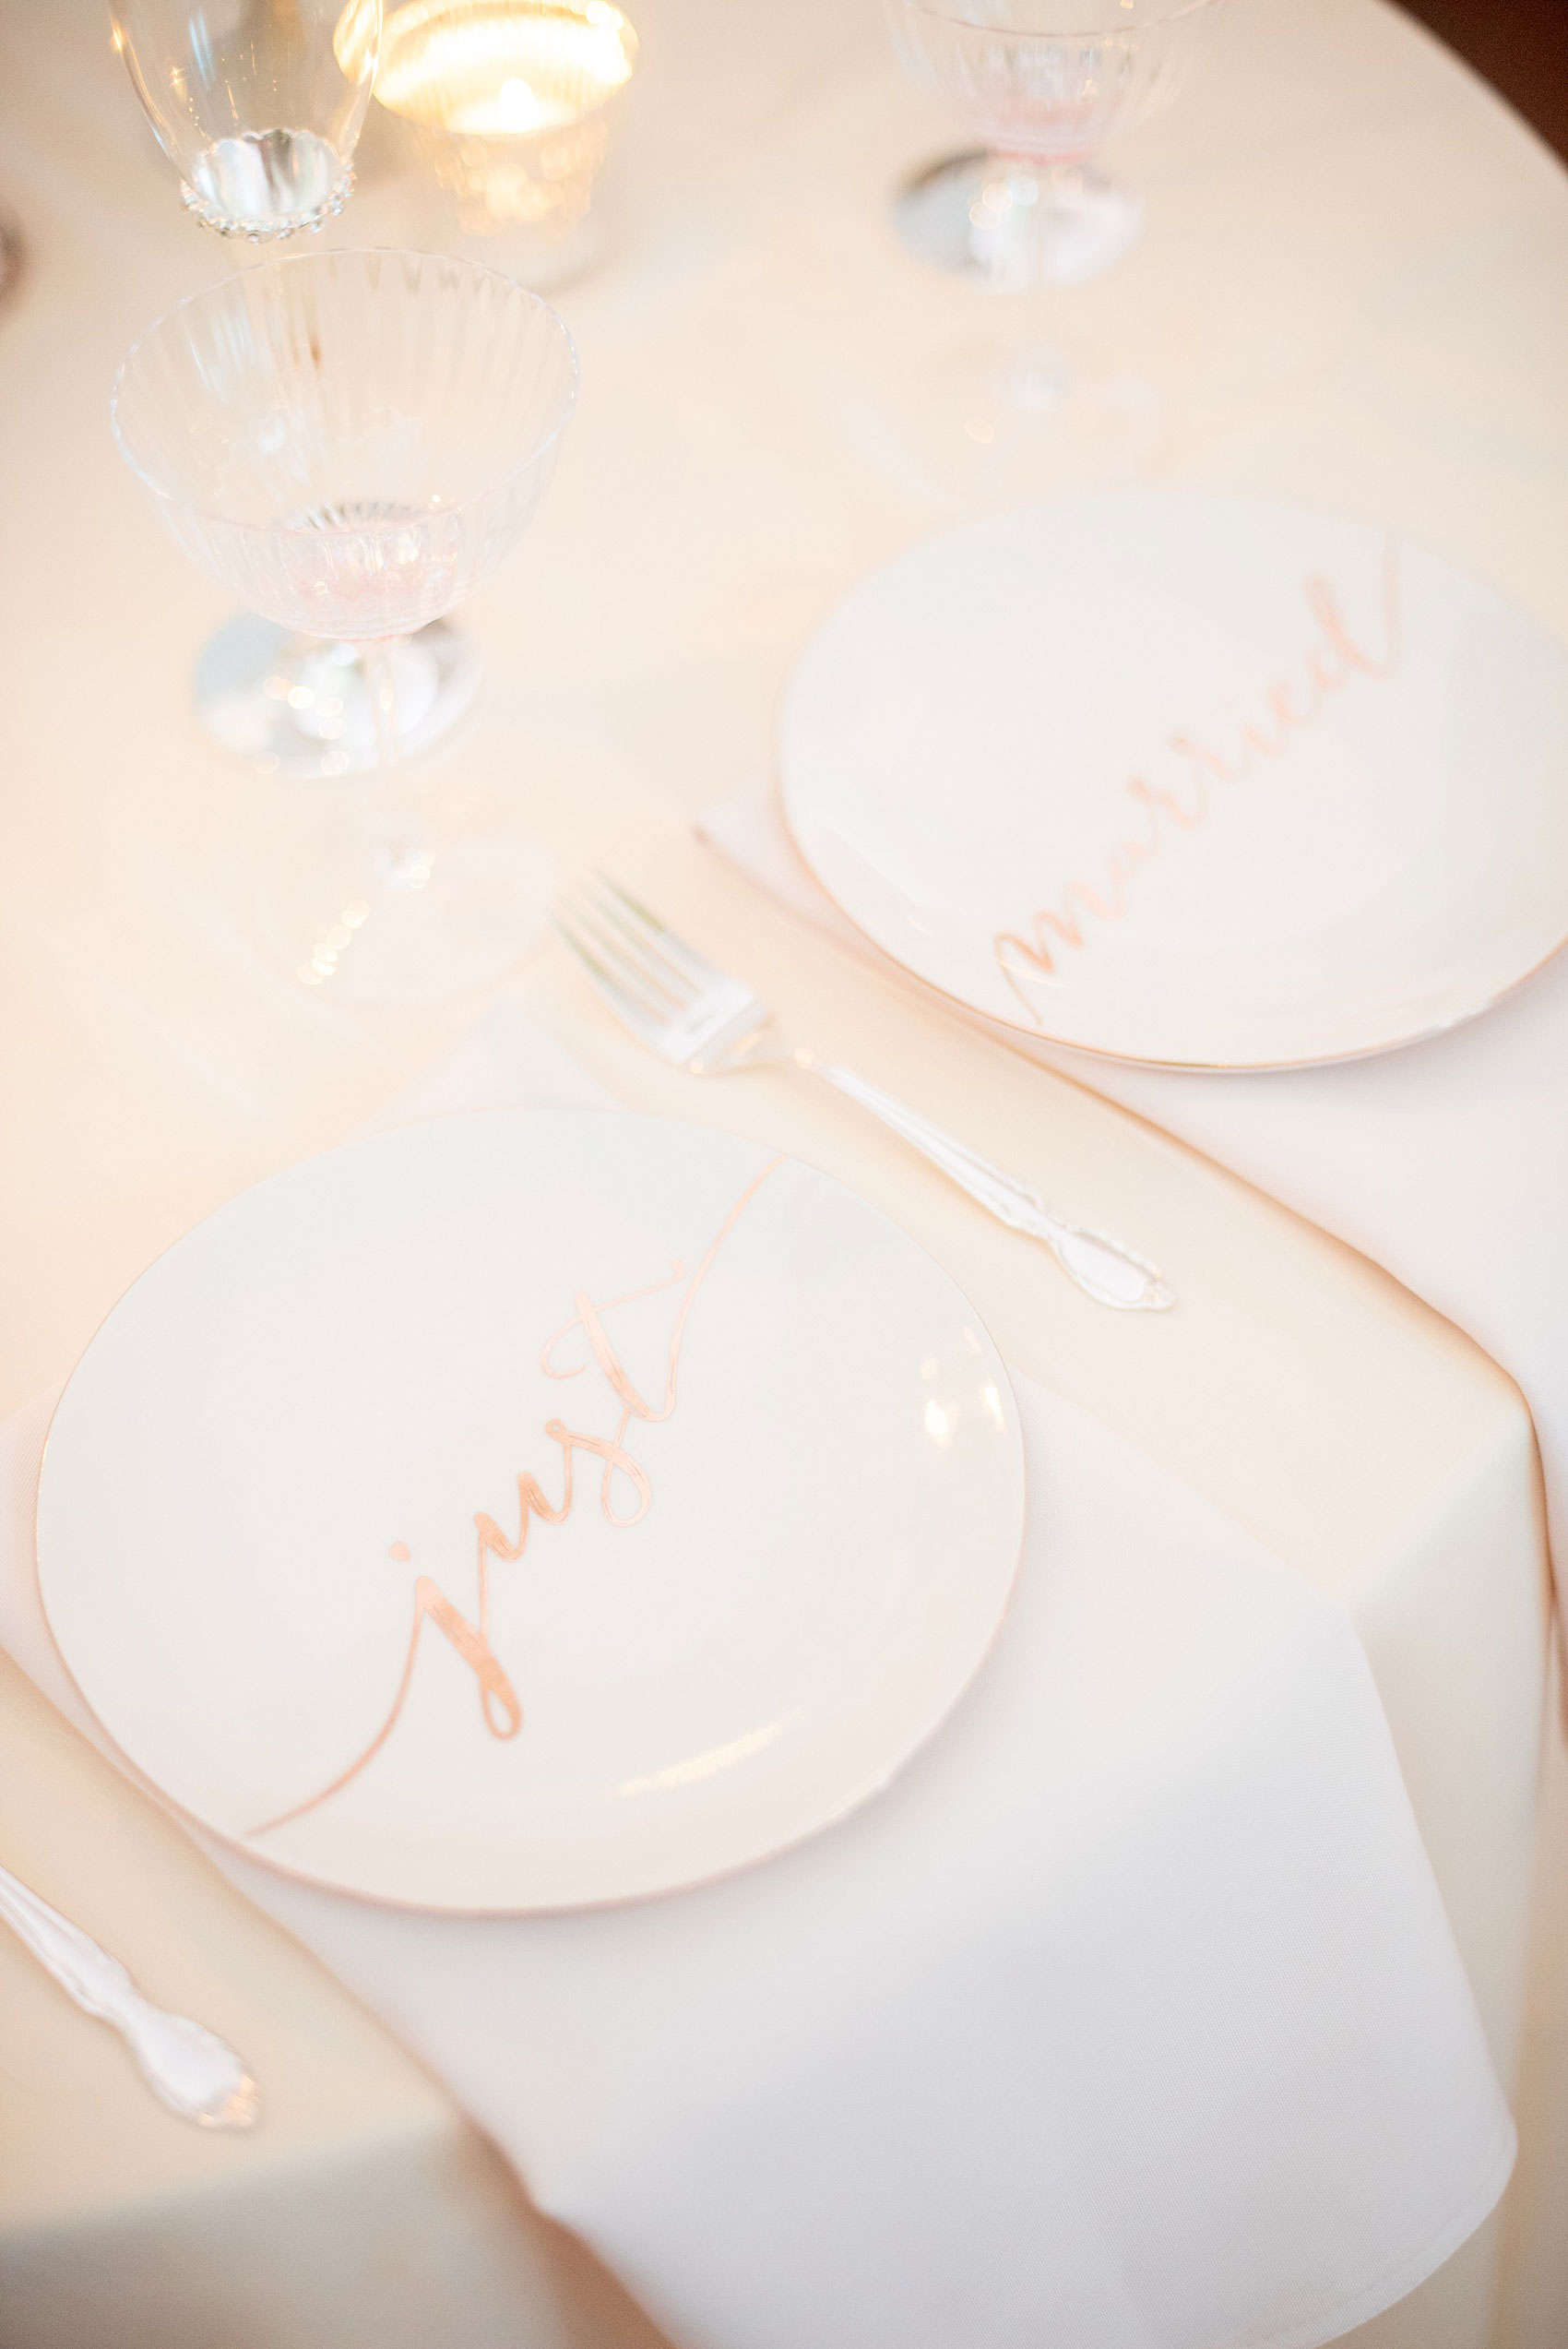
xmin=0 ymin=1008 xmax=1515 ymax=2349
xmin=2 ymin=0 xmax=1564 ymax=2336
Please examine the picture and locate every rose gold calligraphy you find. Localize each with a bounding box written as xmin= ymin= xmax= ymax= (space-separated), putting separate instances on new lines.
xmin=993 ymin=543 xmax=1404 ymax=1019
xmin=249 ymin=1156 xmax=782 ymax=1838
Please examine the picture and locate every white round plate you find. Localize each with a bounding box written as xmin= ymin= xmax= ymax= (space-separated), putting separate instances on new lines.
xmin=780 ymin=490 xmax=1568 ymax=1068
xmin=36 ymin=1112 xmax=1025 ymax=1913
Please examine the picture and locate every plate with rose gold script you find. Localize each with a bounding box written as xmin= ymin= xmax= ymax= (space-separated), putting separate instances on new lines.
xmin=35 ymin=1111 xmax=1025 ymax=1913
xmin=779 ymin=489 xmax=1568 ymax=1069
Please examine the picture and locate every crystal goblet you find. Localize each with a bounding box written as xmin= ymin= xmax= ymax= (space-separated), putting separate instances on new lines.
xmin=113 ymin=247 xmax=577 ymax=1007
xmin=885 ymin=0 xmax=1220 ymax=493
xmin=886 ymin=0 xmax=1218 ymax=292
xmin=111 ymin=0 xmax=464 ymax=782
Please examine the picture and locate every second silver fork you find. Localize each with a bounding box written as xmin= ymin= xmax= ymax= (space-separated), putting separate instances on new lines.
xmin=557 ymin=877 xmax=1173 ymax=1312
xmin=0 ymin=1860 xmax=259 ymax=2129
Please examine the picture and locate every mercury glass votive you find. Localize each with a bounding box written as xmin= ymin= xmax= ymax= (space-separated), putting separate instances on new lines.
xmin=374 ymin=0 xmax=637 ymax=278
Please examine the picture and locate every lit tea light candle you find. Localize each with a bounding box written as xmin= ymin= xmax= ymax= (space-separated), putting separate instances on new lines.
xmin=375 ymin=0 xmax=637 ymax=250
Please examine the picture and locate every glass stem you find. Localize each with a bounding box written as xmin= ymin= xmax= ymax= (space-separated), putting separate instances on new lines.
xmin=984 ymin=156 xmax=1069 ymax=412
xmin=976 ymin=149 xmax=1143 ymax=412
xmin=360 ymin=638 xmax=433 ymax=892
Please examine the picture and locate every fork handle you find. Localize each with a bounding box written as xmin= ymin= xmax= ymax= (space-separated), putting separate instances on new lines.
xmin=0 ymin=1860 xmax=144 ymax=2017
xmin=0 ymin=1861 xmax=259 ymax=2128
xmin=802 ymin=1057 xmax=1173 ymax=1312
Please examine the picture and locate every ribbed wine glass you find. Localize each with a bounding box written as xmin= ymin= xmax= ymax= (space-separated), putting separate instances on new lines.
xmin=113 ymin=247 xmax=577 ymax=1007
xmin=887 ymin=0 xmax=1218 ymax=291
xmin=885 ymin=0 xmax=1220 ymax=492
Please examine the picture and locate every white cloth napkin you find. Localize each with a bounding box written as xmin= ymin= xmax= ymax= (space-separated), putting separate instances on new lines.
xmin=0 ymin=1006 xmax=1515 ymax=2349
xmin=699 ymin=781 xmax=1568 ymax=1612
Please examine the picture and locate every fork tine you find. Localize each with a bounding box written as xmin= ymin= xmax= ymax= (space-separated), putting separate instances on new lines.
xmin=576 ymin=882 xmax=700 ymax=1008
xmin=559 ymin=891 xmax=686 ymax=1017
xmin=578 ymin=881 xmax=701 ymax=1001
xmin=588 ymin=872 xmax=728 ymax=995
xmin=555 ymin=900 xmax=666 ymax=1017
xmin=554 ymin=911 xmax=673 ymax=1050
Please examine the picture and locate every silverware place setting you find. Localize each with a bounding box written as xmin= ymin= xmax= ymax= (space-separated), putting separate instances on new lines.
xmin=557 ymin=875 xmax=1174 ymax=1314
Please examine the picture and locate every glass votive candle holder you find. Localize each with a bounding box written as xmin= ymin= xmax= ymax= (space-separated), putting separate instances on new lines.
xmin=374 ymin=0 xmax=637 ymax=280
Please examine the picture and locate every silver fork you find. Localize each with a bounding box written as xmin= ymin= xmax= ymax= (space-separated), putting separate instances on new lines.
xmin=556 ymin=876 xmax=1173 ymax=1312
xmin=0 ymin=1859 xmax=260 ymax=2129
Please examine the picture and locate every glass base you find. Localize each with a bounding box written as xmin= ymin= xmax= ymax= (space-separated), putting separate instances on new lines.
xmin=262 ymin=819 xmax=555 ymax=1009
xmin=894 ymin=152 xmax=1144 ymax=289
xmin=195 ymin=617 xmax=481 ymax=780
xmin=890 ymin=337 xmax=1165 ymax=504
xmin=180 ymin=135 xmax=353 ymax=241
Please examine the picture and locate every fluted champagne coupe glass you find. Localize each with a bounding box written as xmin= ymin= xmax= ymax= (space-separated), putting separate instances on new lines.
xmin=113 ymin=247 xmax=577 ymax=1007
xmin=887 ymin=0 xmax=1217 ymax=289
xmin=885 ymin=0 xmax=1219 ymax=482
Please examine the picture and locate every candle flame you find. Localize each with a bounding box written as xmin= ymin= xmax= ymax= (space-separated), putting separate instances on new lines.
xmin=497 ymin=74 xmax=543 ymax=130
xmin=375 ymin=0 xmax=637 ymax=134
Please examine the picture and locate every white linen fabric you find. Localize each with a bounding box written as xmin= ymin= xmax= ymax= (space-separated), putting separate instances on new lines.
xmin=0 ymin=1008 xmax=1514 ymax=2349
xmin=700 ymin=783 xmax=1568 ymax=1610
